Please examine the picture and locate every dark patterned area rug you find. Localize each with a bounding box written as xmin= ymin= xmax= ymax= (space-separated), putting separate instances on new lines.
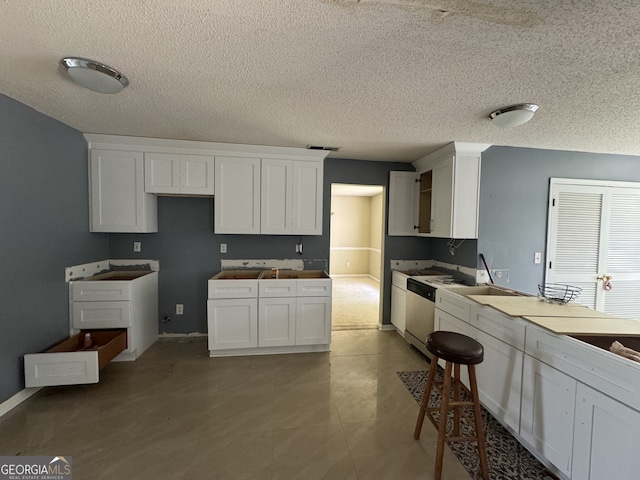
xmin=398 ymin=370 xmax=558 ymax=480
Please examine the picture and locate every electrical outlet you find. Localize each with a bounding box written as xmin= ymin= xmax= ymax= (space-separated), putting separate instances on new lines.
xmin=491 ymin=269 xmax=510 ymax=282
xmin=220 ymin=244 xmax=227 ymax=253
xmin=133 ymin=242 xmax=141 ymax=252
xmin=176 ymin=304 xmax=184 ymax=315
xmin=346 ymin=261 xmax=351 ymax=268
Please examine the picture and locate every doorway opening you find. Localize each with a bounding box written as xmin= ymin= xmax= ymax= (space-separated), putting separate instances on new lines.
xmin=329 ymin=183 xmax=385 ymax=330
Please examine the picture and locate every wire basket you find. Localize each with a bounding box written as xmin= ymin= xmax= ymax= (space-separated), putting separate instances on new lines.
xmin=538 ymin=283 xmax=582 ymax=304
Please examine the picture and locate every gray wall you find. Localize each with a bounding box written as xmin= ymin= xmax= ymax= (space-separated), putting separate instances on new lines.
xmin=109 ymin=158 xmax=433 ymax=333
xmin=479 ymin=146 xmax=640 ymax=294
xmin=0 ymin=94 xmax=109 ymax=403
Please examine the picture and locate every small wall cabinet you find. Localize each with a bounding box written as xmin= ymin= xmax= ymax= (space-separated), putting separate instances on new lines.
xmin=388 ymin=142 xmax=489 ymax=238
xmin=144 ymin=153 xmax=215 ymax=196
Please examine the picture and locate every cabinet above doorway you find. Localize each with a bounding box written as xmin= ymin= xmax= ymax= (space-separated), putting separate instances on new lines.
xmin=388 ymin=142 xmax=490 ymax=239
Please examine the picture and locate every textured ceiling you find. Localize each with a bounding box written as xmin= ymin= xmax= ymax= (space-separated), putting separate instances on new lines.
xmin=1 ymin=0 xmax=640 ymax=162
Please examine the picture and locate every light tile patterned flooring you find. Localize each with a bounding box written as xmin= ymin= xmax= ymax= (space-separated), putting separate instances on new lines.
xmin=0 ymin=331 xmax=473 ymax=479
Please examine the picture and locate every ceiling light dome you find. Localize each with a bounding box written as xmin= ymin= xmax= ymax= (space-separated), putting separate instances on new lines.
xmin=60 ymin=57 xmax=129 ymax=94
xmin=489 ymin=103 xmax=539 ymax=128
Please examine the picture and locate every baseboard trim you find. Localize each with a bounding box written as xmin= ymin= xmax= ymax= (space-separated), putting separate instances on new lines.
xmin=0 ymin=387 xmax=41 ymax=418
xmin=378 ymin=324 xmax=396 ymax=331
xmin=158 ymin=332 xmax=207 ymax=338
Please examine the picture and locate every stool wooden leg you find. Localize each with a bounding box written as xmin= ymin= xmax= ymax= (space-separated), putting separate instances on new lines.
xmin=434 ymin=360 xmax=452 ymax=480
xmin=414 ymin=356 xmax=439 ymax=439
xmin=468 ymin=365 xmax=490 ymax=480
xmin=453 ymin=362 xmax=461 ymax=438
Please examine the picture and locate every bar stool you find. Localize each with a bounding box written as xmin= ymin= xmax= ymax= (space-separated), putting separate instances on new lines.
xmin=414 ymin=331 xmax=490 ymax=480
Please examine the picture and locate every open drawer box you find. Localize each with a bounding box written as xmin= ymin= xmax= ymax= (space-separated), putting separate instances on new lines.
xmin=24 ymin=330 xmax=127 ymax=387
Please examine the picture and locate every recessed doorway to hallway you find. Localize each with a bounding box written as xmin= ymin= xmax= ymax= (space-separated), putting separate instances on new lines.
xmin=329 ymin=183 xmax=385 ymax=330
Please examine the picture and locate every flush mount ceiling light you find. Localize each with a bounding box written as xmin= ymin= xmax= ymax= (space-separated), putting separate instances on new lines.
xmin=489 ymin=103 xmax=539 ymax=128
xmin=60 ymin=57 xmax=129 ymax=94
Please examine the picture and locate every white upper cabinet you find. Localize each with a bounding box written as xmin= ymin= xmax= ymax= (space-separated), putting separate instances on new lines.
xmin=261 ymin=159 xmax=293 ymax=234
xmin=388 ymin=142 xmax=489 ymax=239
xmin=291 ymin=161 xmax=323 ymax=235
xmin=85 ymin=134 xmax=328 ymax=235
xmin=89 ymin=149 xmax=157 ymax=233
xmin=145 ymin=153 xmax=214 ymax=196
xmin=215 ymin=156 xmax=261 ymax=234
xmin=219 ymin=157 xmax=324 ymax=235
xmin=388 ymin=171 xmax=419 ymax=236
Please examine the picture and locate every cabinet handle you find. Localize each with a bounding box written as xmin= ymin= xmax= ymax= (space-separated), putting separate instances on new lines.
xmin=596 ymin=274 xmax=613 ymax=281
xmin=413 ymin=225 xmax=419 ymax=230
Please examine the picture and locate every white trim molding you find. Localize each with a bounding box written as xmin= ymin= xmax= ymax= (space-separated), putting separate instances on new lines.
xmin=0 ymin=387 xmax=41 ymax=418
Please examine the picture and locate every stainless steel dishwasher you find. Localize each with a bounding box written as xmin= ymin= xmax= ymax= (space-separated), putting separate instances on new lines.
xmin=405 ymin=278 xmax=437 ymax=359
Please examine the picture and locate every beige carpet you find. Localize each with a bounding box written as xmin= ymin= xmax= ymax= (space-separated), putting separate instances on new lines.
xmin=331 ymin=276 xmax=380 ymax=330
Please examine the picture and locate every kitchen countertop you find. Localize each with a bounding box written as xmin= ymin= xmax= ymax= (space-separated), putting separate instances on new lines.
xmin=466 ymin=293 xmax=640 ymax=336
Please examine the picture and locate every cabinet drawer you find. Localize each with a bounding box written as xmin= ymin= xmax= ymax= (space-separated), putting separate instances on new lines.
xmin=526 ymin=325 xmax=640 ymax=412
xmin=24 ymin=330 xmax=126 ymax=387
xmin=208 ymin=280 xmax=259 ymax=299
xmin=72 ymin=301 xmax=131 ymax=328
xmin=435 ymin=289 xmax=472 ymax=322
xmin=71 ymin=281 xmax=132 ymax=301
xmin=391 ymin=271 xmax=408 ymax=290
xmin=259 ymin=280 xmax=297 ymax=297
xmin=296 ymin=279 xmax=331 ymax=297
xmin=470 ymin=304 xmax=526 ymax=351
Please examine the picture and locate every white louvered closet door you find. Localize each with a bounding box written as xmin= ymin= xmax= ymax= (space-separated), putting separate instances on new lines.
xmin=546 ymin=179 xmax=640 ymax=320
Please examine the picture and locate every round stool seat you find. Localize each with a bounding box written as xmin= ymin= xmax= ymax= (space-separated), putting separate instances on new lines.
xmin=427 ymin=331 xmax=484 ymax=365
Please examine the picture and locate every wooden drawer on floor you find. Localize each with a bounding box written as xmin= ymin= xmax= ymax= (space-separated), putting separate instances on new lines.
xmin=24 ymin=330 xmax=127 ymax=387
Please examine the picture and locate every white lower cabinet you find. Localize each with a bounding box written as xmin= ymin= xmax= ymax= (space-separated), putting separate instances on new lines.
xmin=391 ymin=284 xmax=406 ymax=334
xmin=295 ymin=296 xmax=332 ymax=345
xmin=470 ymin=325 xmax=523 ymax=433
xmin=572 ymin=383 xmax=640 ymax=480
xmin=207 ymin=275 xmax=331 ymax=356
xmin=435 ymin=308 xmax=469 ymax=335
xmin=521 ymin=355 xmax=576 ymax=478
xmin=207 ymin=299 xmax=258 ymax=350
xmin=258 ymin=297 xmax=296 ymax=347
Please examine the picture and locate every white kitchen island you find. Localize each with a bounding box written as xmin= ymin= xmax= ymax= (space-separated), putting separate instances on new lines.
xmin=433 ymin=287 xmax=640 ymax=480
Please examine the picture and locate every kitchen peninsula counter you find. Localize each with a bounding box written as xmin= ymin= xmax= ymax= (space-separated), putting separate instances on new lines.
xmin=433 ymin=286 xmax=640 ymax=480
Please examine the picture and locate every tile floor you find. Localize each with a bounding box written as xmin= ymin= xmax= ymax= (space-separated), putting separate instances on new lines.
xmin=1 ymin=330 xmax=472 ymax=479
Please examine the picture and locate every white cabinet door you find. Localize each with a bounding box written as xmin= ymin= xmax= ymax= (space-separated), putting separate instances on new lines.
xmin=292 ymin=161 xmax=323 ymax=235
xmin=390 ymin=285 xmax=406 ymax=334
xmin=388 ymin=171 xmax=419 ymax=236
xmin=261 ymin=159 xmax=292 ymax=234
xmin=145 ymin=153 xmax=180 ymax=194
xmin=431 ymin=159 xmax=454 ymax=238
xmin=520 ymin=355 xmax=576 ymax=478
xmin=470 ymin=326 xmax=522 ymax=433
xmin=572 ymin=382 xmax=640 ymax=480
xmin=146 ymin=153 xmax=214 ymax=195
xmin=180 ymin=155 xmax=215 ymax=195
xmin=258 ymin=297 xmax=296 ymax=347
xmin=207 ymin=299 xmax=258 ymax=350
xmin=214 ymin=156 xmax=261 ymax=234
xmin=90 ymin=149 xmax=158 ymax=232
xmin=296 ymin=296 xmax=331 ymax=345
